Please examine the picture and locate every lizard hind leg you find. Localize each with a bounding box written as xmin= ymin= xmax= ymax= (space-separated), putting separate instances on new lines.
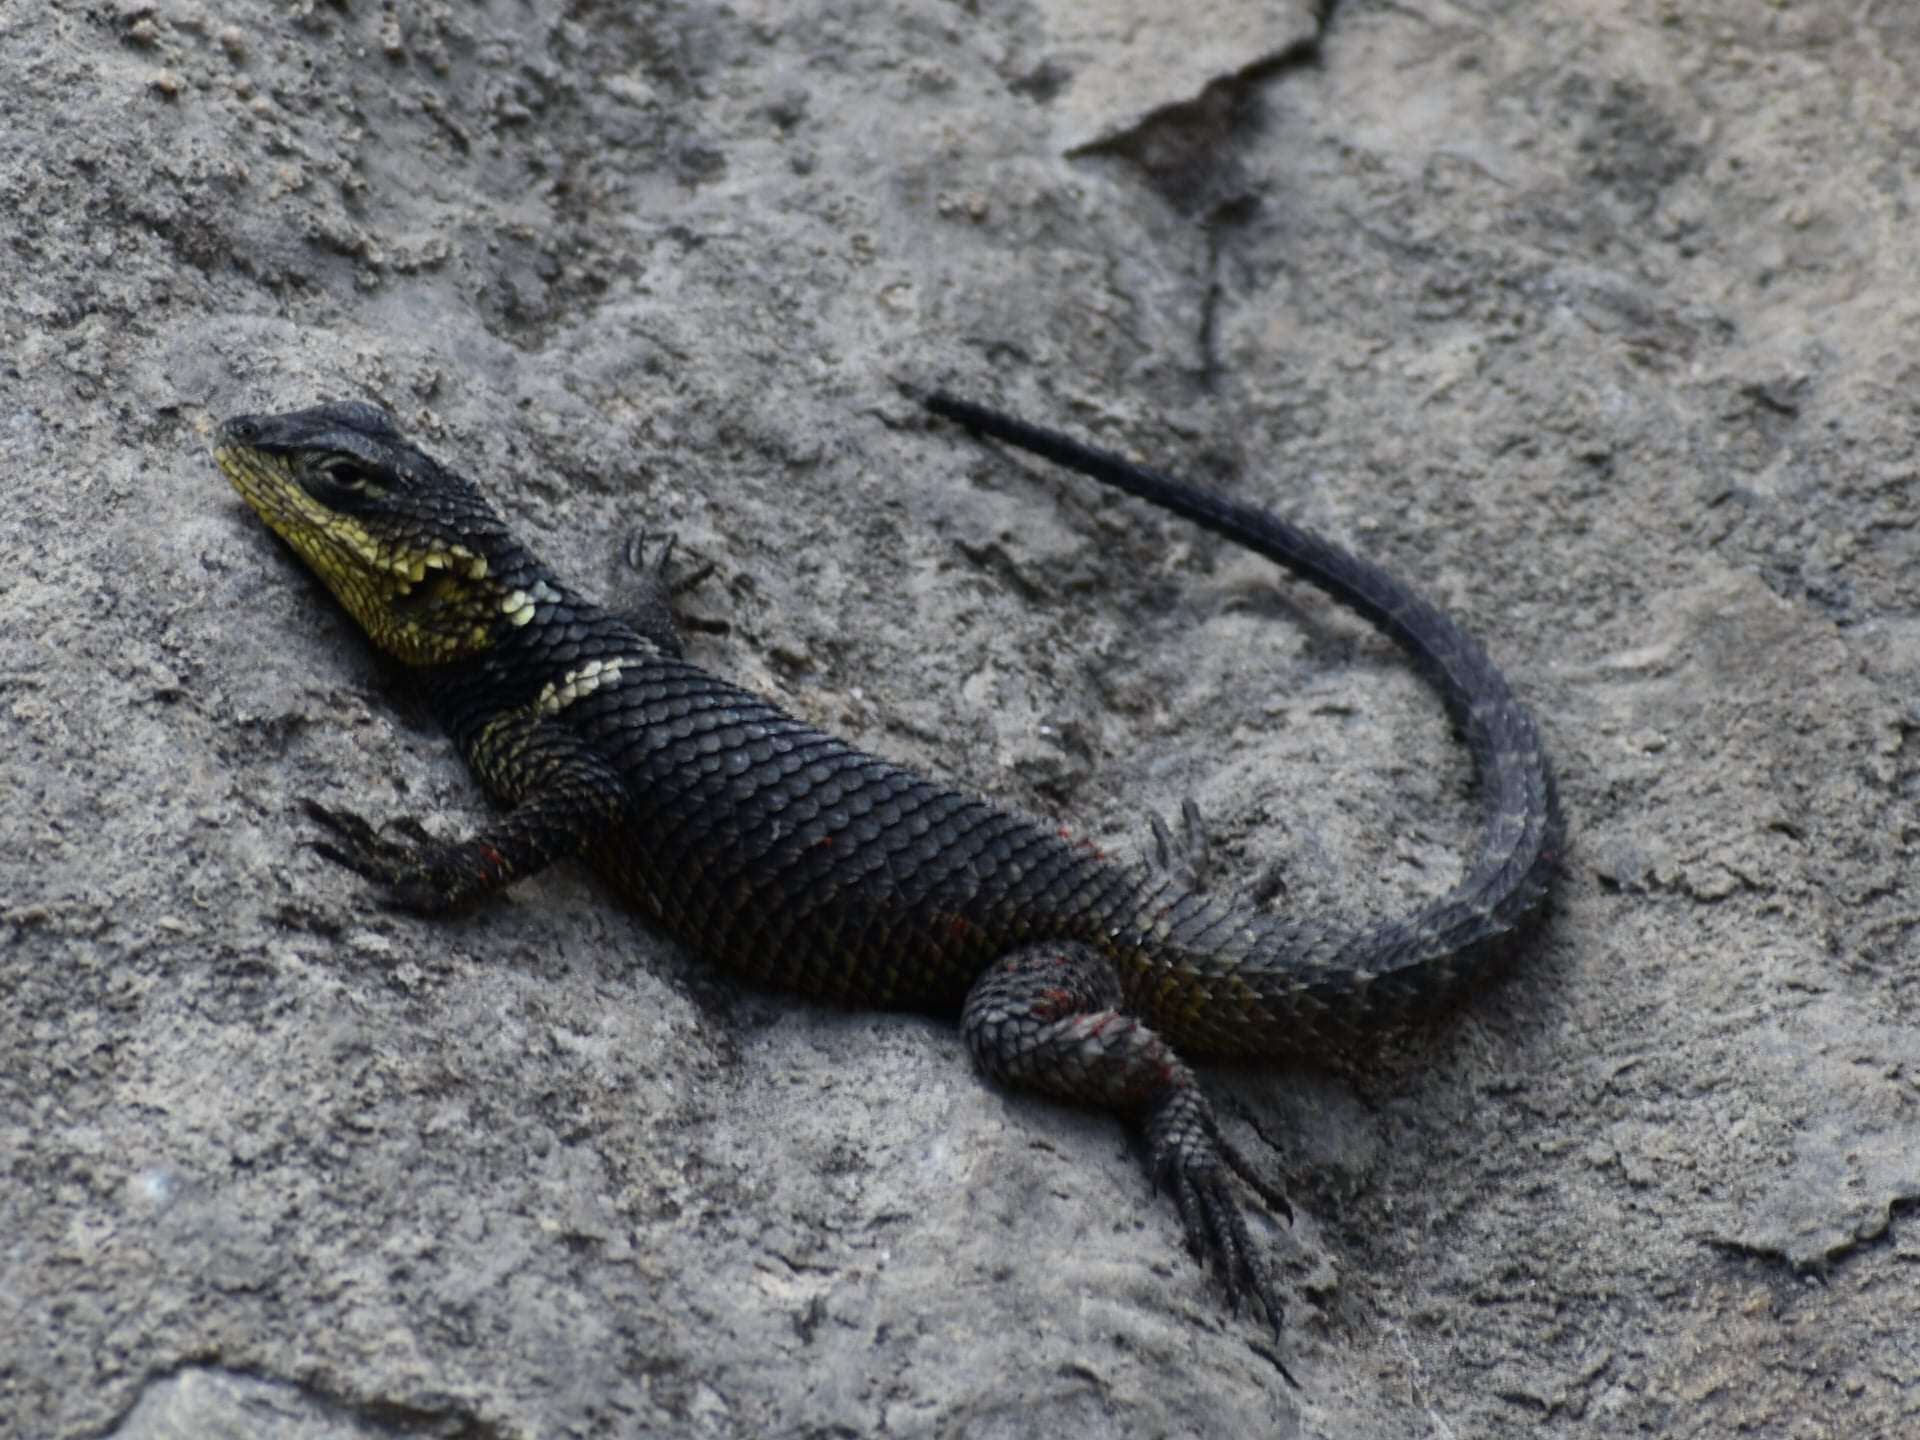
xmin=960 ymin=941 xmax=1291 ymax=1331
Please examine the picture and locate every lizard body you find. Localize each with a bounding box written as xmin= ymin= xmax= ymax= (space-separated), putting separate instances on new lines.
xmin=212 ymin=392 xmax=1560 ymax=1327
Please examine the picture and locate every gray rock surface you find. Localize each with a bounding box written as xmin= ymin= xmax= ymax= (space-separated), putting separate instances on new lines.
xmin=5 ymin=0 xmax=1918 ymax=1435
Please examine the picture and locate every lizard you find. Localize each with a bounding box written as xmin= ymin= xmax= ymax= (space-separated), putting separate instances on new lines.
xmin=211 ymin=390 xmax=1561 ymax=1332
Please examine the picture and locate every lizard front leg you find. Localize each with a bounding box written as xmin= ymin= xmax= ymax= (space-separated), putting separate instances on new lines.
xmin=305 ymin=707 xmax=629 ymax=914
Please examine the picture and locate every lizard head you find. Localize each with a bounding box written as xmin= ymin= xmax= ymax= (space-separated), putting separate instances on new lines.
xmin=214 ymin=401 xmax=530 ymax=666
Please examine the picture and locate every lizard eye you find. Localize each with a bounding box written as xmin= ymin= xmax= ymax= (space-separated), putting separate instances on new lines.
xmin=301 ymin=456 xmax=379 ymax=504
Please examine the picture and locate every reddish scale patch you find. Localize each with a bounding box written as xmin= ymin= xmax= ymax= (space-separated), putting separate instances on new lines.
xmin=1056 ymin=825 xmax=1106 ymax=862
xmin=1076 ymin=1013 xmax=1168 ymax=1104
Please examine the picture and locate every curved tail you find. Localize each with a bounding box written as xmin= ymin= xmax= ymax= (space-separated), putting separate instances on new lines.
xmin=924 ymin=392 xmax=1561 ymax=1051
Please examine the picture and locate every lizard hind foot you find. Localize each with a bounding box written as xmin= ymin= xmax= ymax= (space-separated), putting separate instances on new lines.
xmin=1143 ymin=796 xmax=1212 ymax=892
xmin=1147 ymin=1083 xmax=1291 ymax=1335
xmin=961 ymin=941 xmax=1290 ymax=1335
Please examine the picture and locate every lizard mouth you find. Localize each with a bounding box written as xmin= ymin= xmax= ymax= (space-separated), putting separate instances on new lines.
xmin=215 ymin=438 xmax=405 ymax=622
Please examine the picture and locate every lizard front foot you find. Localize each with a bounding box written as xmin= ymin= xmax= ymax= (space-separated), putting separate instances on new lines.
xmin=620 ymin=530 xmax=724 ymax=656
xmin=624 ymin=529 xmax=718 ymax=599
xmin=300 ymin=799 xmax=470 ymax=914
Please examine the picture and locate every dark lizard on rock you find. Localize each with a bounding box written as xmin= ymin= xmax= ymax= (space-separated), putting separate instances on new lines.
xmin=211 ymin=391 xmax=1561 ymax=1332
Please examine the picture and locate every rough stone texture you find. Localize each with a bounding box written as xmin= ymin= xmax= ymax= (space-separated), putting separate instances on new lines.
xmin=4 ymin=0 xmax=1918 ymax=1436
xmin=1030 ymin=0 xmax=1324 ymax=152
